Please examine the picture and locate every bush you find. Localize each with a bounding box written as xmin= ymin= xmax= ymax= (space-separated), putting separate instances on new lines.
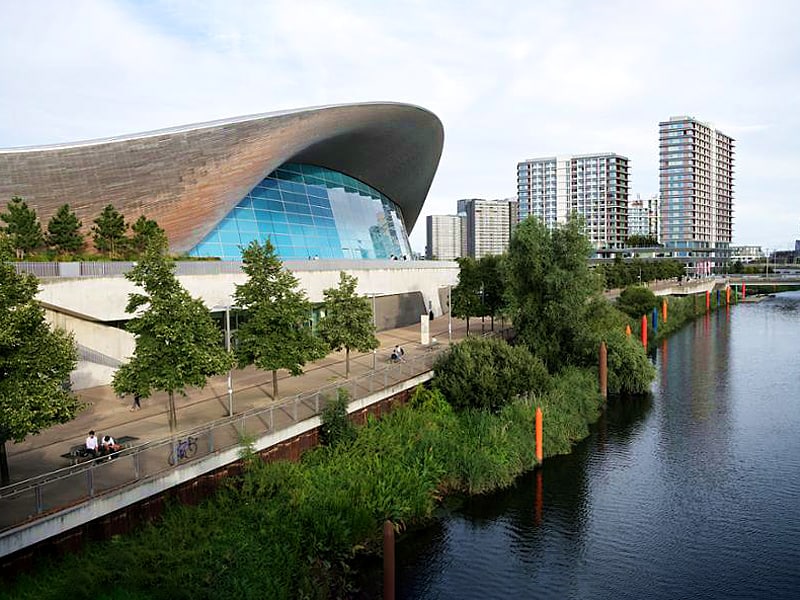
xmin=616 ymin=285 xmax=658 ymax=318
xmin=603 ymin=329 xmax=656 ymax=394
xmin=434 ymin=337 xmax=550 ymax=412
xmin=319 ymin=388 xmax=355 ymax=448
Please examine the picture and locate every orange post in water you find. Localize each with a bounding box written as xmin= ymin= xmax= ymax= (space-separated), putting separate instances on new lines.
xmin=662 ymin=299 xmax=668 ymax=323
xmin=742 ymin=283 xmax=746 ymax=299
xmin=726 ymin=285 xmax=730 ymax=304
xmin=641 ymin=314 xmax=648 ymax=349
xmin=625 ymin=324 xmax=632 ymax=337
xmin=535 ymin=407 xmax=543 ymax=464
xmin=706 ymin=290 xmax=710 ymax=311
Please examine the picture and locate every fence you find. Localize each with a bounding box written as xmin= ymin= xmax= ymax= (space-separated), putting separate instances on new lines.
xmin=0 ymin=344 xmax=462 ymax=534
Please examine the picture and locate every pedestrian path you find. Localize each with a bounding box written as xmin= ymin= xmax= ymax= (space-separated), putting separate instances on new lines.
xmin=5 ymin=317 xmax=487 ymax=486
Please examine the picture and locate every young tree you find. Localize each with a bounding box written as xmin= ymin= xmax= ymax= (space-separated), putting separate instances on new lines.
xmin=478 ymin=254 xmax=506 ymax=331
xmin=451 ymin=256 xmax=482 ymax=334
xmin=130 ymin=215 xmax=166 ymax=256
xmin=505 ymin=215 xmax=602 ymax=370
xmin=317 ymin=271 xmax=379 ymax=378
xmin=0 ymin=196 xmax=44 ymax=259
xmin=92 ymin=204 xmax=127 ymax=256
xmin=233 ymin=240 xmax=327 ymax=400
xmin=112 ymin=241 xmax=232 ymax=432
xmin=46 ymin=203 xmax=84 ymax=255
xmin=0 ymin=235 xmax=80 ymax=484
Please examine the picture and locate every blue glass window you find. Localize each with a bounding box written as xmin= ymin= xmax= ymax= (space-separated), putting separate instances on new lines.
xmin=190 ymin=162 xmax=411 ymax=261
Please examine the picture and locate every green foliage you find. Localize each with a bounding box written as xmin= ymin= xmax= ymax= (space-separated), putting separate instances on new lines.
xmin=0 ymin=196 xmax=44 ymax=258
xmin=626 ymin=234 xmax=659 ymax=247
xmin=46 ymin=204 xmax=84 ymax=254
xmin=112 ymin=244 xmax=232 ymax=431
xmin=434 ymin=337 xmax=550 ymax=412
xmin=451 ymin=256 xmax=482 ymax=330
xmin=506 ymin=215 xmax=601 ymax=370
xmin=319 ymin=388 xmax=356 ymax=448
xmin=234 ymin=241 xmax=327 ymax=398
xmin=92 ymin=204 xmax=127 ymax=256
xmin=616 ymin=285 xmax=659 ymax=318
xmin=317 ymin=272 xmax=378 ymax=378
xmin=129 ymin=215 xmax=166 ymax=256
xmin=598 ymin=257 xmax=684 ymax=289
xmin=0 ymin=239 xmax=80 ymax=483
xmin=603 ymin=329 xmax=656 ymax=395
xmin=477 ymin=254 xmax=506 ymax=327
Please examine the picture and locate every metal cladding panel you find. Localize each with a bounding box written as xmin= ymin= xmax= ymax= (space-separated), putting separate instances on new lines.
xmin=0 ymin=103 xmax=443 ymax=252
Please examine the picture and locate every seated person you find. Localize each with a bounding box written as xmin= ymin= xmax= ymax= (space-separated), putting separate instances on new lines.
xmin=85 ymin=430 xmax=99 ymax=457
xmin=100 ymin=434 xmax=121 ymax=454
xmin=390 ymin=349 xmax=399 ymax=362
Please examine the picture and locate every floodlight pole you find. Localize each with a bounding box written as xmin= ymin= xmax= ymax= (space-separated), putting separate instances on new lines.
xmin=225 ymin=306 xmax=233 ymax=416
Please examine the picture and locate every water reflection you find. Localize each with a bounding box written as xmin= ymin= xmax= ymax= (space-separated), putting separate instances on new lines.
xmin=396 ymin=292 xmax=800 ymax=599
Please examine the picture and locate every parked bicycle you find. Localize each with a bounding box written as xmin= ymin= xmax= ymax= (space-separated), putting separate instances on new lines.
xmin=167 ymin=436 xmax=198 ymax=465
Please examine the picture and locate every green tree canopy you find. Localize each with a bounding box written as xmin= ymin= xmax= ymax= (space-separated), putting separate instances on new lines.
xmin=434 ymin=337 xmax=550 ymax=412
xmin=233 ymin=240 xmax=327 ymax=400
xmin=626 ymin=234 xmax=659 ymax=247
xmin=477 ymin=254 xmax=506 ymax=330
xmin=506 ymin=215 xmax=601 ymax=370
xmin=112 ymin=242 xmax=232 ymax=432
xmin=0 ymin=196 xmax=44 ymax=259
xmin=92 ymin=204 xmax=127 ymax=256
xmin=451 ymin=256 xmax=482 ymax=333
xmin=616 ymin=285 xmax=659 ymax=318
xmin=0 ymin=235 xmax=80 ymax=483
xmin=317 ymin=271 xmax=379 ymax=378
xmin=46 ymin=203 xmax=84 ymax=254
xmin=130 ymin=215 xmax=166 ymax=256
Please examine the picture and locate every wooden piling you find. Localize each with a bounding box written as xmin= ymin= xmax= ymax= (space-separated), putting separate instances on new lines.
xmin=383 ymin=520 xmax=395 ymax=600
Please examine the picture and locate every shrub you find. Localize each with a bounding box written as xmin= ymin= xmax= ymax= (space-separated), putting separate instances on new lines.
xmin=616 ymin=285 xmax=658 ymax=318
xmin=603 ymin=328 xmax=656 ymax=394
xmin=434 ymin=337 xmax=550 ymax=412
xmin=319 ymin=388 xmax=355 ymax=448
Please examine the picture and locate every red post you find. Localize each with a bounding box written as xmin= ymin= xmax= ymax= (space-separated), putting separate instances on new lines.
xmin=599 ymin=341 xmax=608 ymax=400
xmin=742 ymin=283 xmax=746 ymax=299
xmin=726 ymin=285 xmax=731 ymax=304
xmin=706 ymin=290 xmax=710 ymax=311
xmin=641 ymin=314 xmax=647 ymax=349
xmin=383 ymin=520 xmax=395 ymax=600
xmin=535 ymin=407 xmax=543 ymax=464
xmin=662 ymin=299 xmax=668 ymax=323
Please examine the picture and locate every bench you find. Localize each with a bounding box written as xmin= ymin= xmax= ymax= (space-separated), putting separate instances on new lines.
xmin=61 ymin=435 xmax=139 ymax=465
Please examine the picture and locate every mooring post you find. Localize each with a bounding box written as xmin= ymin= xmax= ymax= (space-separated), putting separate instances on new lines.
xmin=535 ymin=407 xmax=543 ymax=464
xmin=625 ymin=324 xmax=632 ymax=337
xmin=652 ymin=307 xmax=658 ymax=334
xmin=662 ymin=298 xmax=668 ymax=323
xmin=742 ymin=283 xmax=747 ymax=299
xmin=599 ymin=341 xmax=608 ymax=401
xmin=726 ymin=285 xmax=731 ymax=305
xmin=706 ymin=290 xmax=711 ymax=311
xmin=641 ymin=314 xmax=647 ymax=349
xmin=384 ymin=520 xmax=395 ymax=600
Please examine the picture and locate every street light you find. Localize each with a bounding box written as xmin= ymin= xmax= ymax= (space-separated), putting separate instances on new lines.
xmin=213 ymin=304 xmax=235 ymax=417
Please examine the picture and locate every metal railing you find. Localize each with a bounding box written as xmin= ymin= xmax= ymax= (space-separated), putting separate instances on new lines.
xmin=0 ymin=345 xmax=451 ymax=533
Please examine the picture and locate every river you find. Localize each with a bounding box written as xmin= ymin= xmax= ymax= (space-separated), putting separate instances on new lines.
xmin=395 ymin=291 xmax=800 ymax=599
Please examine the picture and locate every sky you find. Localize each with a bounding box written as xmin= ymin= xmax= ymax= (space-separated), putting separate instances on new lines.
xmin=1 ymin=0 xmax=799 ymax=253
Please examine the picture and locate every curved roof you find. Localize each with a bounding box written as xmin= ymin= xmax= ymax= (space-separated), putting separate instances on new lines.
xmin=0 ymin=102 xmax=444 ymax=252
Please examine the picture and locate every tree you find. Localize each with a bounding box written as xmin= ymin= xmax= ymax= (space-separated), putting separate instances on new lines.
xmin=317 ymin=272 xmax=379 ymax=378
xmin=626 ymin=234 xmax=659 ymax=247
xmin=0 ymin=234 xmax=80 ymax=484
xmin=130 ymin=215 xmax=166 ymax=256
xmin=616 ymin=286 xmax=659 ymax=318
xmin=0 ymin=196 xmax=44 ymax=259
xmin=477 ymin=254 xmax=506 ymax=331
xmin=434 ymin=337 xmax=550 ymax=412
xmin=46 ymin=203 xmax=84 ymax=255
xmin=112 ymin=241 xmax=232 ymax=432
xmin=92 ymin=204 xmax=127 ymax=256
xmin=451 ymin=257 xmax=482 ymax=334
xmin=233 ymin=240 xmax=327 ymax=400
xmin=505 ymin=215 xmax=602 ymax=370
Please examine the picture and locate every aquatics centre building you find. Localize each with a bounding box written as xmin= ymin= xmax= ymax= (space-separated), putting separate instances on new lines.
xmin=0 ymin=102 xmax=444 ymax=261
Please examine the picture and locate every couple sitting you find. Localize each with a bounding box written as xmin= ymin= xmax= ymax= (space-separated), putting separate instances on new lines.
xmin=390 ymin=345 xmax=405 ymax=362
xmin=85 ymin=430 xmax=121 ymax=457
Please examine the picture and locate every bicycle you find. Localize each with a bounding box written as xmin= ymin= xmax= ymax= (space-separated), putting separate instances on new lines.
xmin=167 ymin=436 xmax=198 ymax=465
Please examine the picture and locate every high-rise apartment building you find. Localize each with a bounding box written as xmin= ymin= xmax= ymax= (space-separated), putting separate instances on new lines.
xmin=425 ymin=214 xmax=464 ymax=260
xmin=457 ymin=198 xmax=518 ymax=258
xmin=659 ymin=116 xmax=734 ymax=274
xmin=628 ymin=194 xmax=660 ymax=241
xmin=517 ymin=154 xmax=629 ymax=249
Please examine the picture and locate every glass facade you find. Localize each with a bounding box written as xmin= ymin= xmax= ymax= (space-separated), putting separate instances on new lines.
xmin=190 ymin=163 xmax=413 ymax=261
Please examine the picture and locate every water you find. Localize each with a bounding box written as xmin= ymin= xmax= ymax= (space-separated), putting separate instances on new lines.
xmin=396 ymin=292 xmax=800 ymax=599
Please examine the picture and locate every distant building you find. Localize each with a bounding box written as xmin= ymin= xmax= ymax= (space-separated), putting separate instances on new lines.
xmin=425 ymin=214 xmax=464 ymax=260
xmin=628 ymin=194 xmax=660 ymax=241
xmin=731 ymin=245 xmax=763 ymax=263
xmin=517 ymin=153 xmax=629 ymax=250
xmin=457 ymin=198 xmax=517 ymax=258
xmin=659 ymin=116 xmax=734 ymax=276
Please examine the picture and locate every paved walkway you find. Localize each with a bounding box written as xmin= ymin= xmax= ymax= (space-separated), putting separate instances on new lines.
xmin=4 ymin=316 xmax=499 ymax=486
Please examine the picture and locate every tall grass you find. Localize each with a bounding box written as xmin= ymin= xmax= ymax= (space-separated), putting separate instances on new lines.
xmin=4 ymin=375 xmax=602 ymax=600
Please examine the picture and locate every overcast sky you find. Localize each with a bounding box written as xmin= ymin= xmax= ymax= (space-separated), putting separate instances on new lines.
xmin=1 ymin=0 xmax=798 ymax=252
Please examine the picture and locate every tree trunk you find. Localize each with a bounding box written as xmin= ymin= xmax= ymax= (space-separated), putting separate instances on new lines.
xmin=466 ymin=316 xmax=470 ymax=334
xmin=491 ymin=314 xmax=495 ymax=331
xmin=346 ymin=347 xmax=350 ymax=379
xmin=0 ymin=439 xmax=9 ymax=486
xmin=272 ymin=369 xmax=279 ymax=401
xmin=168 ymin=390 xmax=177 ymax=433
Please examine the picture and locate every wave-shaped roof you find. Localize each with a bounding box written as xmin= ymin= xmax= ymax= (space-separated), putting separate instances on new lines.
xmin=0 ymin=102 xmax=444 ymax=252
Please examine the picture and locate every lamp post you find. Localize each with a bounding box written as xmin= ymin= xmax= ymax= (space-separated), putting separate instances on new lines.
xmin=225 ymin=307 xmax=233 ymax=417
xmin=372 ymin=292 xmax=377 ymax=370
xmin=448 ymin=285 xmax=452 ymax=345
